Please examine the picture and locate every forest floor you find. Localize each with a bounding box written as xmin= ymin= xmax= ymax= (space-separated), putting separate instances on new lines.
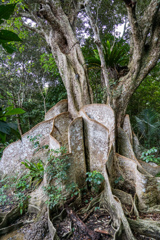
xmin=0 ymin=188 xmax=160 ymax=240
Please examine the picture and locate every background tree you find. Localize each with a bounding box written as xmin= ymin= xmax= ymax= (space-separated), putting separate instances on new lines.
xmin=0 ymin=28 xmax=66 ymax=134
xmin=127 ymin=62 xmax=160 ymax=148
xmin=128 ymin=62 xmax=160 ymax=115
xmin=0 ymin=1 xmax=26 ymax=143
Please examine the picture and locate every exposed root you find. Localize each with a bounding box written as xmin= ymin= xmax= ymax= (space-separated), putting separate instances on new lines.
xmin=25 ymin=212 xmax=50 ymax=240
xmin=100 ymin=169 xmax=136 ymax=240
xmin=144 ymin=205 xmax=160 ymax=214
xmin=0 ymin=201 xmax=28 ymax=235
xmin=113 ymin=189 xmax=139 ymax=218
xmin=82 ymin=207 xmax=95 ymax=222
xmin=48 ymin=207 xmax=60 ymax=240
xmin=114 ymin=154 xmax=160 ymax=211
xmin=128 ymin=218 xmax=160 ymax=239
xmin=78 ymin=195 xmax=100 ymax=214
xmin=138 ymin=159 xmax=160 ymax=176
xmin=52 ymin=208 xmax=67 ymax=222
xmin=0 ymin=222 xmax=24 ymax=236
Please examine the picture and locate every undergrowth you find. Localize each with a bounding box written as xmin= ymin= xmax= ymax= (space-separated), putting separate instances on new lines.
xmin=141 ymin=147 xmax=160 ymax=164
xmin=0 ymin=174 xmax=31 ymax=214
xmin=43 ymin=147 xmax=72 ymax=209
xmin=0 ymin=134 xmax=105 ymax=214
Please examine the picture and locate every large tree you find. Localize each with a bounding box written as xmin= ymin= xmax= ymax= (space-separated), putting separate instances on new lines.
xmin=16 ymin=0 xmax=160 ymax=122
xmin=4 ymin=0 xmax=160 ymax=239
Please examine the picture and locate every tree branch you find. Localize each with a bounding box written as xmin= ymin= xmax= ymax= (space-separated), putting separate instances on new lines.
xmin=141 ymin=0 xmax=160 ymax=46
xmin=85 ymin=2 xmax=111 ymax=105
xmin=17 ymin=3 xmax=49 ymax=37
xmin=122 ymin=0 xmax=136 ymax=7
xmin=112 ymin=0 xmax=160 ymax=123
xmin=124 ymin=1 xmax=142 ymax=53
xmin=22 ymin=22 xmax=45 ymax=37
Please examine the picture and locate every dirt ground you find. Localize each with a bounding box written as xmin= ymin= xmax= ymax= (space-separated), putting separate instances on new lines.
xmin=1 ymin=190 xmax=160 ymax=240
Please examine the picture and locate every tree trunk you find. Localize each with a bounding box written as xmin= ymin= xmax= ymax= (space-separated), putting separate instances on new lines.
xmin=13 ymin=100 xmax=23 ymax=136
xmin=16 ymin=115 xmax=23 ymax=136
xmin=39 ymin=4 xmax=92 ymax=118
xmin=48 ymin=40 xmax=92 ymax=118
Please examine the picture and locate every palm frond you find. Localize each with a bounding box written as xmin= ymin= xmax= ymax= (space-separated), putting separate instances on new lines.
xmin=85 ymin=36 xmax=129 ymax=70
xmin=135 ymin=109 xmax=160 ymax=147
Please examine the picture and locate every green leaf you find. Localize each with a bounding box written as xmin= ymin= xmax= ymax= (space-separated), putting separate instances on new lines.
xmin=114 ymin=176 xmax=124 ymax=184
xmin=20 ymin=208 xmax=23 ymax=215
xmin=21 ymin=162 xmax=30 ymax=169
xmin=2 ymin=43 xmax=17 ymax=53
xmin=5 ymin=105 xmax=14 ymax=112
xmin=0 ymin=4 xmax=16 ymax=21
xmin=97 ymin=180 xmax=102 ymax=185
xmin=9 ymin=125 xmax=21 ymax=140
xmin=7 ymin=122 xmax=17 ymax=130
xmin=0 ymin=30 xmax=21 ymax=42
xmin=0 ymin=131 xmax=6 ymax=143
xmin=0 ymin=120 xmax=11 ymax=134
xmin=4 ymin=108 xmax=25 ymax=116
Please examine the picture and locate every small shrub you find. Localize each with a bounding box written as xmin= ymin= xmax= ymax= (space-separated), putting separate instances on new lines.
xmin=0 ymin=175 xmax=30 ymax=214
xmin=27 ymin=134 xmax=49 ymax=152
xmin=45 ymin=147 xmax=69 ymax=182
xmin=27 ymin=134 xmax=42 ymax=148
xmin=114 ymin=175 xmax=124 ymax=184
xmin=0 ymin=188 xmax=8 ymax=206
xmin=141 ymin=147 xmax=160 ymax=164
xmin=0 ymin=137 xmax=47 ymax=214
xmin=67 ymin=182 xmax=80 ymax=197
xmin=43 ymin=185 xmax=65 ymax=209
xmin=15 ymin=175 xmax=29 ymax=190
xmin=44 ymin=147 xmax=72 ymax=208
xmin=86 ymin=171 xmax=104 ymax=193
xmin=21 ymin=159 xmax=44 ymax=185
